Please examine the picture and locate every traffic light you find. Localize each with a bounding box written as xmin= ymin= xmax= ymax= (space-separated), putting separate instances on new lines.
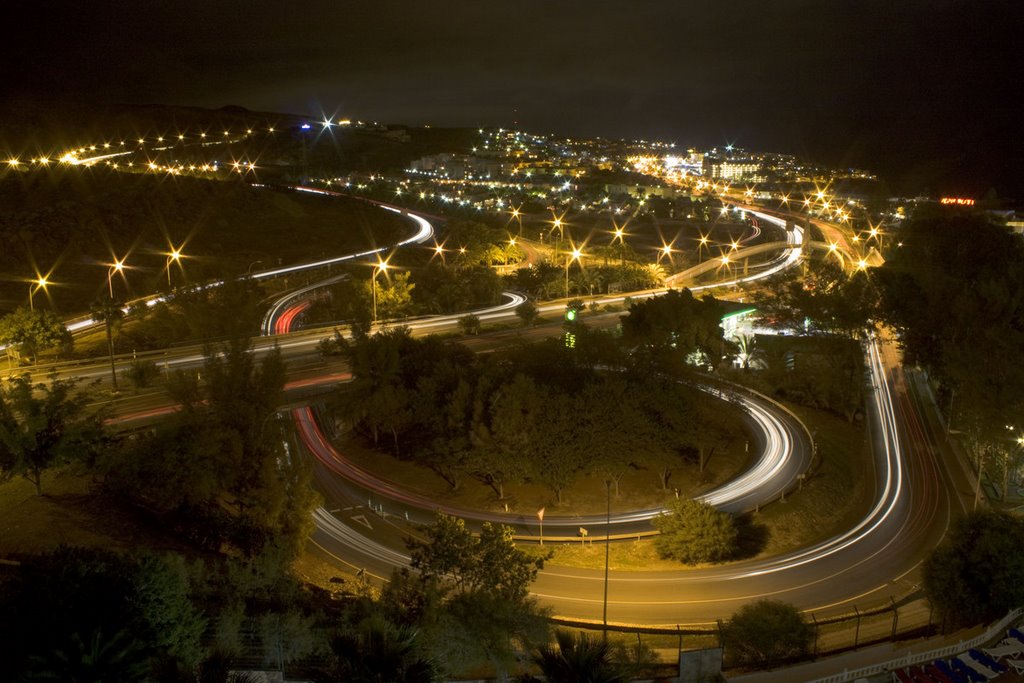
xmin=565 ymin=308 xmax=577 ymax=322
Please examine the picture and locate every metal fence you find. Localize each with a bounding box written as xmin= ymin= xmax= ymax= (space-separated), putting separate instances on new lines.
xmin=557 ymin=594 xmax=940 ymax=672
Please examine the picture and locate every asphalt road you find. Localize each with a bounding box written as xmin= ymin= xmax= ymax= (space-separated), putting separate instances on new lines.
xmin=10 ymin=191 xmax=965 ymax=628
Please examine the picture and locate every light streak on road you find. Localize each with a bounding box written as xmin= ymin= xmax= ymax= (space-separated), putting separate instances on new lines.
xmin=698 ymin=337 xmax=906 ymax=580
xmin=50 ymin=186 xmax=436 ymax=339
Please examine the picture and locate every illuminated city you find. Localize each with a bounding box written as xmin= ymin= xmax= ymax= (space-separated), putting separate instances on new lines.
xmin=0 ymin=3 xmax=1021 ymax=682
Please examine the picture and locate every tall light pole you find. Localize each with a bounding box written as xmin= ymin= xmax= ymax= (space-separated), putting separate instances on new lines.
xmin=613 ymin=225 xmax=626 ymax=267
xmin=300 ymin=123 xmax=311 ymax=183
xmin=603 ymin=479 xmax=611 ymax=640
xmin=28 ymin=277 xmax=47 ymax=311
xmin=510 ymin=206 xmax=523 ymax=237
xmin=660 ymin=243 xmax=674 ymax=268
xmin=698 ymin=234 xmax=709 ymax=264
xmin=107 ymin=259 xmax=125 ymax=298
xmin=565 ymin=246 xmax=581 ymax=298
xmin=165 ymin=249 xmax=182 ymax=288
xmin=719 ymin=254 xmax=733 ymax=280
xmin=371 ymin=259 xmax=388 ymax=323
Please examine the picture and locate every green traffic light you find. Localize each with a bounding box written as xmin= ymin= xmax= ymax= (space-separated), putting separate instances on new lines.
xmin=566 ymin=309 xmax=577 ymax=321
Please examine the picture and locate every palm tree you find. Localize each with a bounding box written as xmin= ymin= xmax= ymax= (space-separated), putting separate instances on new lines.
xmin=330 ymin=616 xmax=441 ymax=682
xmin=735 ymin=333 xmax=765 ymax=370
xmin=89 ymin=296 xmax=124 ymax=392
xmin=533 ymin=630 xmax=627 ymax=683
xmin=28 ymin=628 xmax=150 ymax=682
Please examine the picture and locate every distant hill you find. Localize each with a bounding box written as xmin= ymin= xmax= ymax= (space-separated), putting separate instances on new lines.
xmin=0 ymin=167 xmax=409 ymax=314
xmin=0 ymin=100 xmax=478 ymax=175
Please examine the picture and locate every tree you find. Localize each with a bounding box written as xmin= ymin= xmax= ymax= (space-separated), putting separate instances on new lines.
xmin=620 ymin=289 xmax=724 ymax=371
xmin=527 ymin=392 xmax=585 ymax=505
xmin=0 ymin=306 xmax=71 ymax=364
xmin=877 ymin=212 xmax=1024 ymax=463
xmin=472 ymin=373 xmax=539 ymax=500
xmin=752 ymin=258 xmax=876 ymax=339
xmin=372 ymin=270 xmax=416 ymax=320
xmin=652 ymin=498 xmax=738 ymax=564
xmin=532 ymin=630 xmax=627 ymax=683
xmin=393 ymin=514 xmax=549 ymax=676
xmin=457 ymin=312 xmax=481 ymax=335
xmin=90 ymin=295 xmax=125 ymax=392
xmin=723 ymin=600 xmax=813 ymax=668
xmin=0 ymin=374 xmax=106 ymax=495
xmin=515 ymin=299 xmax=539 ymax=326
xmin=922 ymin=510 xmax=1024 ymax=630
xmin=106 ymin=335 xmax=316 ymax=559
xmin=329 ymin=616 xmax=441 ymax=683
xmin=408 ymin=514 xmax=541 ymax=603
xmin=0 ymin=546 xmax=205 ymax=680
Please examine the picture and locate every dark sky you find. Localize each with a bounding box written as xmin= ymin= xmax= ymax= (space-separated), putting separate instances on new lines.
xmin=8 ymin=0 xmax=1021 ymax=197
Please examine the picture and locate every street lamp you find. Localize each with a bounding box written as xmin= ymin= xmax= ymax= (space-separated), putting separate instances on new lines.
xmin=612 ymin=223 xmax=628 ymax=267
xmin=603 ymin=479 xmax=612 ymax=639
xmin=510 ymin=206 xmax=523 ymax=236
xmin=370 ymin=259 xmax=389 ymax=323
xmin=247 ymin=260 xmax=264 ymax=275
xmin=565 ymin=246 xmax=582 ymax=298
xmin=719 ymin=253 xmax=733 ymax=279
xmin=659 ymin=243 xmax=674 ymax=268
xmin=107 ymin=259 xmax=125 ymax=298
xmin=165 ymin=249 xmax=183 ymax=288
xmin=28 ymin=276 xmax=48 ymax=310
xmin=697 ymin=233 xmax=709 ymax=264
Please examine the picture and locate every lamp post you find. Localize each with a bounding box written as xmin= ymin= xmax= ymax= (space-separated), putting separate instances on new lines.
xmin=613 ymin=225 xmax=626 ymax=267
xmin=165 ymin=249 xmax=182 ymax=288
xmin=719 ymin=254 xmax=733 ymax=280
xmin=28 ymin=277 xmax=47 ymax=310
xmin=698 ymin=234 xmax=709 ymax=264
xmin=107 ymin=259 xmax=125 ymax=298
xmin=660 ymin=244 xmax=673 ymax=268
xmin=565 ymin=247 xmax=581 ymax=298
xmin=603 ymin=479 xmax=611 ymax=640
xmin=370 ymin=259 xmax=388 ymax=323
xmin=300 ymin=122 xmax=311 ymax=183
xmin=247 ymin=260 xmax=263 ymax=275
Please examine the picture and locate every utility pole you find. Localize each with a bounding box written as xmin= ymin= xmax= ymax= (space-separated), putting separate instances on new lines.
xmin=603 ymin=479 xmax=611 ymax=640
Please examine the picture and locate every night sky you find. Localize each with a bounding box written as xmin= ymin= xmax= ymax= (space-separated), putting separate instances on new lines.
xmin=9 ymin=0 xmax=1021 ymax=198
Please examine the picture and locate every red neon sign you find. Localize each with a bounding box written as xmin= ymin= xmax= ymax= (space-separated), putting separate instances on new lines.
xmin=940 ymin=197 xmax=975 ymax=206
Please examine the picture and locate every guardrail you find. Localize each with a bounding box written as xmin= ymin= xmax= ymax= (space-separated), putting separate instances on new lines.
xmin=807 ymin=606 xmax=1024 ymax=683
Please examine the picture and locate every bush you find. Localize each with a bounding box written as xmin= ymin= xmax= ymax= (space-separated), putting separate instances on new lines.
xmin=515 ymin=300 xmax=539 ymax=326
xmin=724 ymin=600 xmax=813 ymax=668
xmin=653 ymin=498 xmax=737 ymax=564
xmin=123 ymin=359 xmax=160 ymax=389
xmin=457 ymin=313 xmax=481 ymax=335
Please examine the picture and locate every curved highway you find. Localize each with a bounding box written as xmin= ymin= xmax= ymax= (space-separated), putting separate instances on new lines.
xmin=23 ymin=178 xmax=957 ymax=628
xmin=274 ymin=199 xmax=958 ymax=627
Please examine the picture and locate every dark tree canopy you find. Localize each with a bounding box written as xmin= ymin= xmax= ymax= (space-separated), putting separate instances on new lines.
xmin=922 ymin=510 xmax=1024 ymax=630
xmin=620 ymin=288 xmax=725 ymax=370
xmin=752 ymin=258 xmax=877 ymax=338
xmin=0 ymin=546 xmax=205 ymax=680
xmin=0 ymin=374 xmax=106 ymax=495
xmin=335 ymin=327 xmax=721 ymax=503
xmin=877 ymin=212 xmax=1024 ymax=439
xmin=724 ymin=599 xmax=814 ymax=668
xmin=653 ymin=497 xmax=738 ymax=564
